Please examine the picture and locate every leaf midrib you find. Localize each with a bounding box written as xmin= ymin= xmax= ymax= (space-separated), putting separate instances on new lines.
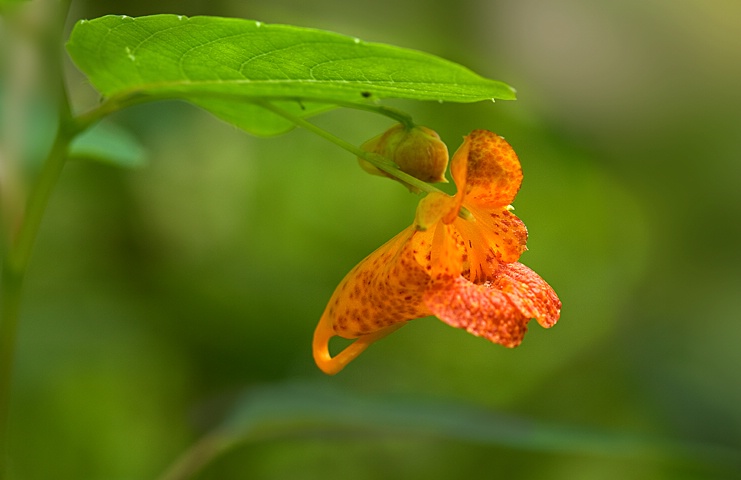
xmin=101 ymin=77 xmax=509 ymax=100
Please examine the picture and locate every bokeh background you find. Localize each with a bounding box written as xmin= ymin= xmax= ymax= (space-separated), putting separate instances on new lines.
xmin=3 ymin=0 xmax=741 ymax=478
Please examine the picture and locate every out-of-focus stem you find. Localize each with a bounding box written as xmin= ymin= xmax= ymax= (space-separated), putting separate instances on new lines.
xmin=0 ymin=1 xmax=75 ymax=475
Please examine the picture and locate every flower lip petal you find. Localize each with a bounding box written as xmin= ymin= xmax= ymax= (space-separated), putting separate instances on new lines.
xmin=423 ymin=261 xmax=560 ymax=347
xmin=423 ymin=276 xmax=530 ymax=347
xmin=492 ymin=262 xmax=562 ymax=328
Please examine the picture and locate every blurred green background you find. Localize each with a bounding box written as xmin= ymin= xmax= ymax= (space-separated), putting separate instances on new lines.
xmin=3 ymin=0 xmax=741 ymax=478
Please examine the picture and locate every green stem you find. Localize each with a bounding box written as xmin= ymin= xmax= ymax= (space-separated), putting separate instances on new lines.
xmin=256 ymin=101 xmax=446 ymax=196
xmin=0 ymin=116 xmax=77 ymax=478
xmin=257 ymin=100 xmax=473 ymax=220
xmin=0 ymin=270 xmax=21 ymax=480
xmin=331 ymin=100 xmax=415 ymax=129
xmin=0 ymin=87 xmax=126 ymax=480
xmin=0 ymin=0 xmax=77 ymax=469
xmin=73 ymin=94 xmax=151 ymax=132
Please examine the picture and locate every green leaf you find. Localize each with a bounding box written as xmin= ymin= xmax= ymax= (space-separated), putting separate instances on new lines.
xmin=66 ymin=15 xmax=516 ymax=136
xmin=69 ymin=122 xmax=147 ymax=168
xmin=159 ymin=381 xmax=741 ymax=479
xmin=219 ymin=382 xmax=724 ymax=460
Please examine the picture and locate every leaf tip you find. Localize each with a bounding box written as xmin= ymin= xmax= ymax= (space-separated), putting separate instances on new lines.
xmin=505 ymin=84 xmax=518 ymax=100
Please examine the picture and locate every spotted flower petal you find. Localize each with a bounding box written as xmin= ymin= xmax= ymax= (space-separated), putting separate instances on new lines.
xmin=313 ymin=227 xmax=435 ymax=374
xmin=449 ymin=130 xmax=529 ymax=280
xmin=457 ymin=129 xmax=523 ymax=208
xmin=424 ymin=262 xmax=560 ymax=347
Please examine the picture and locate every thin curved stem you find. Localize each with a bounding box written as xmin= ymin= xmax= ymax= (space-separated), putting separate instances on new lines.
xmin=72 ymin=93 xmax=153 ymax=132
xmin=256 ymin=100 xmax=475 ymax=220
xmin=330 ymin=100 xmax=415 ymax=129
xmin=256 ymin=100 xmax=447 ymax=196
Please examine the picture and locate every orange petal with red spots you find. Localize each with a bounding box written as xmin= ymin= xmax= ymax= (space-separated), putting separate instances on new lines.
xmin=313 ymin=227 xmax=437 ymax=373
xmin=320 ymin=227 xmax=433 ymax=340
xmin=455 ymin=205 xmax=528 ymax=270
xmin=428 ymin=222 xmax=465 ymax=279
xmin=488 ymin=262 xmax=561 ymax=329
xmin=423 ymin=262 xmax=560 ymax=347
xmin=424 ymin=276 xmax=531 ymax=347
xmin=462 ymin=130 xmax=523 ymax=208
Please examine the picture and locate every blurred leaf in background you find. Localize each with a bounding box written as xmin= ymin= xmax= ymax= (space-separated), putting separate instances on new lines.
xmin=4 ymin=0 xmax=741 ymax=479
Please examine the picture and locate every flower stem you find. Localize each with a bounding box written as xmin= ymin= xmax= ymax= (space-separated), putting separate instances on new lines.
xmin=256 ymin=101 xmax=446 ymax=196
xmin=331 ymin=100 xmax=415 ymax=129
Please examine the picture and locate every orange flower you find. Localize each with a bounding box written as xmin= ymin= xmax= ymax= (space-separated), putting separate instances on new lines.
xmin=313 ymin=130 xmax=561 ymax=375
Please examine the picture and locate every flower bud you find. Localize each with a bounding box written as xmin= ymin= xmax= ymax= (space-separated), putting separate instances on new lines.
xmin=358 ymin=124 xmax=449 ymax=184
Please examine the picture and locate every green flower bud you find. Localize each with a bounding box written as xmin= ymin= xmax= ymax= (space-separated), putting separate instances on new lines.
xmin=358 ymin=124 xmax=449 ymax=185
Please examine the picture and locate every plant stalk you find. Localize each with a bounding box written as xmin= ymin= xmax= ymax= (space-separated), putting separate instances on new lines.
xmin=256 ymin=100 xmax=474 ymax=220
xmin=256 ymin=101 xmax=446 ymax=196
xmin=330 ymin=100 xmax=415 ymax=129
xmin=0 ymin=114 xmax=77 ymax=477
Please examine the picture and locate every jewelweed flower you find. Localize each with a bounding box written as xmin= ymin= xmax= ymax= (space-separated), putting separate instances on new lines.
xmin=313 ymin=130 xmax=561 ymax=375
